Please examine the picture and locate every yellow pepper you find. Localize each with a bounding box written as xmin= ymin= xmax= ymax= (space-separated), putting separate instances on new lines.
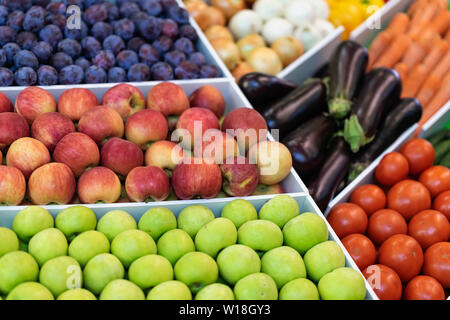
xmin=358 ymin=0 xmax=385 ymax=19
xmin=328 ymin=1 xmax=364 ymax=39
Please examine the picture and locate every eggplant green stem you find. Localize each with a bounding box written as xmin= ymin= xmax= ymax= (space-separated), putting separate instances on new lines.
xmin=329 ymin=97 xmax=352 ymax=119
xmin=344 ymin=115 xmax=374 ymax=153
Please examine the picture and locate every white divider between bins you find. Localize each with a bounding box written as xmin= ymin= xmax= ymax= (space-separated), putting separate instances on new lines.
xmin=419 ymin=101 xmax=450 ymax=138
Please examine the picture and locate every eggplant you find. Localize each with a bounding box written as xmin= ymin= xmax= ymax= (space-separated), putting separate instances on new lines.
xmin=264 ymin=79 xmax=328 ymax=138
xmin=329 ymin=41 xmax=368 ymax=119
xmin=309 ymin=137 xmax=352 ymax=211
xmin=283 ymin=115 xmax=338 ymax=177
xmin=348 ymin=98 xmax=423 ymax=181
xmin=238 ymin=72 xmax=298 ymax=112
xmin=344 ymin=67 xmax=402 ymax=153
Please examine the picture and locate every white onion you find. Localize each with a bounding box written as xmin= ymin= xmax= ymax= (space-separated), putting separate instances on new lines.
xmin=228 ymin=9 xmax=263 ymax=40
xmin=262 ymin=17 xmax=294 ymax=45
xmin=284 ymin=0 xmax=315 ymax=28
xmin=253 ymin=0 xmax=284 ymax=20
xmin=306 ymin=0 xmax=330 ymax=20
xmin=314 ymin=19 xmax=335 ymax=38
xmin=293 ymin=24 xmax=321 ymax=51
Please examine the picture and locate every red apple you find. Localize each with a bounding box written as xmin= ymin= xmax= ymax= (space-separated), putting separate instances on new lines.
xmin=125 ymin=109 xmax=168 ymax=149
xmin=172 ymin=157 xmax=222 ymax=200
xmin=195 ymin=129 xmax=239 ymax=164
xmin=53 ymin=132 xmax=100 ymax=177
xmin=0 ymin=165 xmax=26 ymax=205
xmin=78 ymin=106 xmax=124 ymax=144
xmin=221 ymin=108 xmax=267 ymax=152
xmin=31 ymin=112 xmax=76 ymax=151
xmin=14 ymin=87 xmax=57 ymax=124
xmin=189 ymin=85 xmax=225 ymax=118
xmin=144 ymin=140 xmax=186 ymax=173
xmin=6 ymin=137 xmax=51 ymax=179
xmin=28 ymin=162 xmax=76 ymax=205
xmin=220 ymin=156 xmax=259 ymax=197
xmin=0 ymin=112 xmax=29 ymax=150
xmin=125 ymin=166 xmax=170 ymax=202
xmin=174 ymin=107 xmax=219 ymax=149
xmin=147 ymin=82 xmax=190 ymax=117
xmin=0 ymin=92 xmax=13 ymax=113
xmin=57 ymin=88 xmax=99 ymax=121
xmin=101 ymin=137 xmax=143 ymax=177
xmin=0 ymin=150 xmax=2 ymax=164
xmin=102 ymin=83 xmax=146 ymax=119
xmin=77 ymin=167 xmax=121 ymax=204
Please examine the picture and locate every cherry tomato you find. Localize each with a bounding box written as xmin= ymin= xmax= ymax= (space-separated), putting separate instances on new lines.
xmin=419 ymin=165 xmax=450 ymax=198
xmin=408 ymin=210 xmax=449 ymax=249
xmin=400 ymin=138 xmax=435 ymax=175
xmin=327 ymin=203 xmax=368 ymax=238
xmin=404 ymin=275 xmax=446 ymax=300
xmin=378 ymin=234 xmax=424 ymax=282
xmin=423 ymin=242 xmax=450 ymax=288
xmin=341 ymin=234 xmax=377 ymax=270
xmin=433 ymin=190 xmax=450 ymax=221
xmin=362 ymin=264 xmax=402 ymax=300
xmin=350 ymin=184 xmax=386 ymax=216
xmin=375 ymin=152 xmax=409 ymax=186
xmin=367 ymin=209 xmax=407 ymax=245
xmin=387 ymin=180 xmax=431 ymax=220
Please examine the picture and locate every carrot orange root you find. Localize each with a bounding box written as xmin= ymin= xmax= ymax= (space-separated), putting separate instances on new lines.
xmin=367 ymin=31 xmax=392 ymax=70
xmin=401 ymin=42 xmax=426 ymax=71
xmin=402 ymin=64 xmax=428 ymax=98
xmin=417 ymin=28 xmax=441 ymax=52
xmin=372 ymin=34 xmax=411 ymax=69
xmin=416 ymin=74 xmax=442 ymax=107
xmin=430 ymin=50 xmax=450 ymax=79
xmin=386 ymin=13 xmax=410 ymax=37
xmin=394 ymin=62 xmax=409 ymax=81
xmin=429 ymin=10 xmax=450 ymax=36
xmin=424 ymin=71 xmax=450 ymax=115
xmin=423 ymin=39 xmax=449 ymax=71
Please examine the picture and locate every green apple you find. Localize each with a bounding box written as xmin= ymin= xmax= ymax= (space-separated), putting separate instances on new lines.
xmin=0 ymin=251 xmax=39 ymax=294
xmin=97 ymin=210 xmax=137 ymax=241
xmin=157 ymin=229 xmax=195 ymax=265
xmin=174 ymin=252 xmax=218 ymax=293
xmin=279 ymin=278 xmax=319 ymax=300
xmin=83 ymin=253 xmax=125 ymax=295
xmin=68 ymin=230 xmax=110 ymax=267
xmin=221 ymin=199 xmax=257 ymax=228
xmin=216 ymin=244 xmax=260 ymax=285
xmin=39 ymin=256 xmax=82 ymax=297
xmin=19 ymin=239 xmax=28 ymax=252
xmin=100 ymin=279 xmax=145 ymax=300
xmin=237 ymin=220 xmax=283 ymax=252
xmin=57 ymin=288 xmax=96 ymax=300
xmin=12 ymin=206 xmax=54 ymax=242
xmin=234 ymin=273 xmax=278 ymax=300
xmin=261 ymin=246 xmax=306 ymax=288
xmin=128 ymin=254 xmax=173 ymax=290
xmin=0 ymin=227 xmax=19 ymax=257
xmin=304 ymin=241 xmax=345 ymax=282
xmin=6 ymin=282 xmax=54 ymax=300
xmin=177 ymin=205 xmax=215 ymax=238
xmin=138 ymin=207 xmax=177 ymax=240
xmin=55 ymin=206 xmax=97 ymax=240
xmin=111 ymin=230 xmax=157 ymax=267
xmin=259 ymin=195 xmax=299 ymax=228
xmin=195 ymin=217 xmax=237 ymax=258
xmin=195 ymin=283 xmax=234 ymax=300
xmin=283 ymin=212 xmax=328 ymax=255
xmin=147 ymin=281 xmax=192 ymax=300
xmin=28 ymin=228 xmax=68 ymax=266
xmin=318 ymin=267 xmax=366 ymax=300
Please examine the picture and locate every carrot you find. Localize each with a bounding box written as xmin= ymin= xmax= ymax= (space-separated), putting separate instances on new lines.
xmin=428 ymin=10 xmax=450 ymax=35
xmin=430 ymin=49 xmax=450 ymax=79
xmin=416 ymin=28 xmax=441 ymax=52
xmin=433 ymin=0 xmax=448 ymax=11
xmin=408 ymin=0 xmax=428 ymax=16
xmin=372 ymin=34 xmax=411 ymax=69
xmin=446 ymin=29 xmax=450 ymax=43
xmin=424 ymin=71 xmax=450 ymax=114
xmin=423 ymin=39 xmax=449 ymax=71
xmin=408 ymin=3 xmax=439 ymax=40
xmin=402 ymin=64 xmax=428 ymax=98
xmin=394 ymin=62 xmax=409 ymax=81
xmin=367 ymin=31 xmax=392 ymax=70
xmin=401 ymin=42 xmax=426 ymax=71
xmin=416 ymin=74 xmax=442 ymax=106
xmin=385 ymin=13 xmax=410 ymax=37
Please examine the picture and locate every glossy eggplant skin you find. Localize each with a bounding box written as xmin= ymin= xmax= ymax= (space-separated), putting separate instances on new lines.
xmin=264 ymin=79 xmax=328 ymax=139
xmin=309 ymin=137 xmax=352 ymax=212
xmin=282 ymin=115 xmax=338 ymax=177
xmin=238 ymin=72 xmax=298 ymax=112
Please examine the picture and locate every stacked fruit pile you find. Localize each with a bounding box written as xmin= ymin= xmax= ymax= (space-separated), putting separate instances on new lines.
xmin=0 ymin=195 xmax=367 ymax=300
xmin=327 ymin=138 xmax=450 ymax=300
xmin=0 ymin=81 xmax=293 ymax=205
xmin=0 ymin=0 xmax=221 ymax=86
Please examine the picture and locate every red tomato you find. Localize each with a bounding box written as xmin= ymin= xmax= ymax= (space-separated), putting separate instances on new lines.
xmin=327 ymin=203 xmax=368 ymax=238
xmin=408 ymin=209 xmax=450 ymax=249
xmin=375 ymin=152 xmax=409 ymax=186
xmin=362 ymin=264 xmax=402 ymax=300
xmin=341 ymin=234 xmax=377 ymax=270
xmin=419 ymin=165 xmax=450 ymax=198
xmin=423 ymin=242 xmax=450 ymax=288
xmin=350 ymin=184 xmax=386 ymax=216
xmin=400 ymin=138 xmax=435 ymax=175
xmin=433 ymin=190 xmax=450 ymax=221
xmin=404 ymin=275 xmax=446 ymax=300
xmin=387 ymin=180 xmax=431 ymax=220
xmin=367 ymin=209 xmax=408 ymax=245
xmin=378 ymin=234 xmax=424 ymax=282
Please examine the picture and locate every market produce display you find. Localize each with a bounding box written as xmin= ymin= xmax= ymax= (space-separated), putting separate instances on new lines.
xmin=0 ymin=196 xmax=367 ymax=300
xmin=327 ymin=138 xmax=450 ymax=300
xmin=0 ymin=0 xmax=222 ymax=86
xmin=0 ymin=82 xmax=293 ymax=205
